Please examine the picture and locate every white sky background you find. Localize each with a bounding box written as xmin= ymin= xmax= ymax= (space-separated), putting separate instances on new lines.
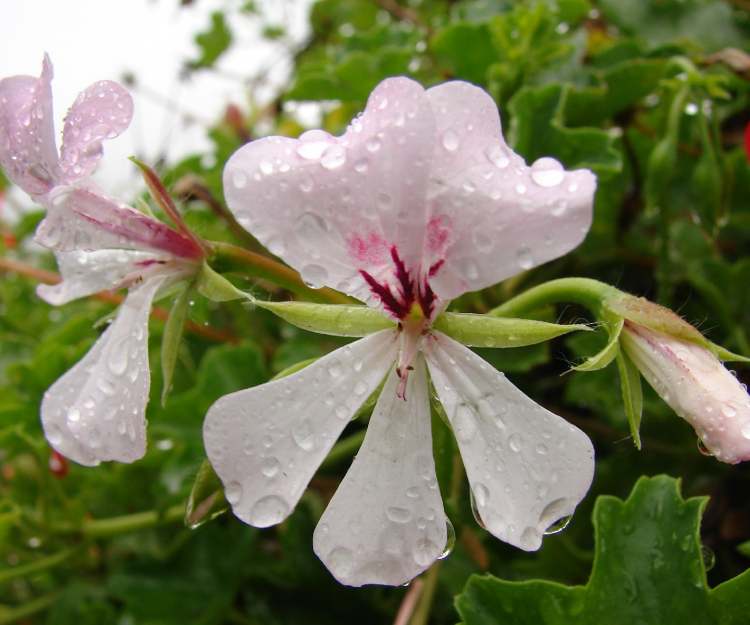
xmin=0 ymin=0 xmax=313 ymax=214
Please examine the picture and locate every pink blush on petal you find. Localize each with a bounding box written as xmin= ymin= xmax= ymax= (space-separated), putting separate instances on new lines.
xmin=347 ymin=231 xmax=389 ymax=265
xmin=426 ymin=215 xmax=451 ymax=254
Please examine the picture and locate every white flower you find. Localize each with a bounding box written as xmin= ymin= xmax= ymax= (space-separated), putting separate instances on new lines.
xmin=0 ymin=56 xmax=204 ymax=466
xmin=621 ymin=322 xmax=750 ymax=464
xmin=204 ymin=77 xmax=598 ymax=586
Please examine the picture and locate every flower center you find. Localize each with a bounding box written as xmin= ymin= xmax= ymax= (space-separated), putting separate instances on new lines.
xmin=359 ymin=245 xmax=444 ymax=399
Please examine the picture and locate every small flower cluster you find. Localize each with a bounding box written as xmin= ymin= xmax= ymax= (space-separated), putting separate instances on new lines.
xmin=1 ymin=57 xmax=748 ymax=588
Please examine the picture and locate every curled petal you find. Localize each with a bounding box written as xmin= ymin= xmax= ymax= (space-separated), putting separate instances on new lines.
xmin=621 ymin=323 xmax=750 ymax=464
xmin=40 ymin=276 xmax=165 ymax=466
xmin=203 ymin=330 xmax=398 ymax=527
xmin=60 ymin=80 xmax=133 ymax=182
xmin=223 ymin=77 xmax=435 ymax=304
xmin=424 ymin=81 xmax=596 ymax=301
xmin=424 ymin=332 xmax=595 ymax=551
xmin=37 ymin=249 xmax=162 ymax=305
xmin=35 ymin=188 xmax=203 ymax=259
xmin=314 ymin=358 xmax=447 ymax=587
xmin=0 ymin=54 xmax=60 ymax=196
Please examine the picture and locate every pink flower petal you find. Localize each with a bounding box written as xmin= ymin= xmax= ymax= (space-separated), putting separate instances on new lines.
xmin=37 ymin=249 xmax=161 ymax=305
xmin=424 ymin=332 xmax=595 ymax=551
xmin=424 ymin=81 xmax=596 ymax=301
xmin=35 ymin=188 xmax=203 ymax=259
xmin=203 ymin=330 xmax=398 ymax=528
xmin=0 ymin=55 xmax=60 ymax=196
xmin=622 ymin=323 xmax=750 ymax=464
xmin=40 ymin=275 xmax=165 ymax=466
xmin=60 ymin=80 xmax=133 ymax=182
xmin=313 ymin=357 xmax=447 ymax=587
xmin=223 ymin=77 xmax=435 ymax=305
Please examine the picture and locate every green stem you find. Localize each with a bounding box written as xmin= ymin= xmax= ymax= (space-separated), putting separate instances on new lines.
xmin=488 ymin=278 xmax=617 ymax=318
xmin=0 ymin=591 xmax=62 ymax=625
xmin=209 ymin=241 xmax=354 ymax=305
xmin=409 ymin=562 xmax=441 ymax=625
xmin=0 ymin=548 xmax=79 ymax=585
xmin=656 ymin=86 xmax=690 ymax=304
xmin=53 ymin=504 xmax=184 ymax=538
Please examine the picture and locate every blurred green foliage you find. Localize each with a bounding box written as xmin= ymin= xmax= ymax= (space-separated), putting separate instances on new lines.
xmin=1 ymin=0 xmax=749 ymax=623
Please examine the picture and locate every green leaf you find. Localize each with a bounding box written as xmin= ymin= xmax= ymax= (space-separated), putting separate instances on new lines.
xmin=256 ymin=301 xmax=395 ymax=337
xmin=508 ymin=83 xmax=622 ymax=177
xmin=456 ymin=475 xmax=750 ymax=625
xmin=616 ymin=348 xmax=643 ymax=449
xmin=433 ymin=312 xmax=590 ymax=348
xmin=160 ymin=283 xmax=192 ymax=405
xmin=189 ymin=11 xmax=232 ymax=70
xmin=185 ymin=460 xmax=227 ymax=529
xmin=196 ymin=262 xmax=250 ymax=302
xmin=431 ymin=22 xmax=497 ymax=84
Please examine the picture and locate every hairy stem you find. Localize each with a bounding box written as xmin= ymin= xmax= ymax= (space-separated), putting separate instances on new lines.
xmin=210 ymin=241 xmax=354 ymax=305
xmin=488 ymin=277 xmax=618 ymax=318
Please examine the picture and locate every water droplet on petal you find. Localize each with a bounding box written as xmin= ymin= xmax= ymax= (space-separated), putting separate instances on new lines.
xmin=386 ymin=506 xmax=412 ymax=524
xmin=366 ymin=137 xmax=382 ymax=152
xmin=46 ymin=424 xmax=63 ymax=446
xmin=697 ymin=439 xmax=713 ymax=456
xmin=320 ymin=144 xmax=346 ymax=170
xmin=453 ymin=405 xmax=477 ymax=443
xmin=232 ymin=170 xmax=248 ymax=190
xmin=292 ymin=419 xmax=315 ymax=451
xmin=520 ymin=527 xmax=542 ymax=548
xmin=225 ymin=481 xmax=243 ymax=505
xmin=328 ymin=546 xmax=354 ymax=577
xmin=543 ymin=515 xmax=572 ymax=535
xmin=301 ymin=264 xmax=328 ymax=288
xmin=516 ymin=246 xmax=534 ymax=271
xmin=484 ymin=145 xmax=509 ymax=169
xmin=354 ymin=158 xmax=368 ymax=173
xmin=508 ymin=433 xmax=523 ymax=452
xmin=262 ymin=457 xmax=280 ymax=478
xmin=741 ymin=423 xmax=750 ymax=440
xmin=327 ymin=360 xmax=343 ymax=378
xmin=413 ymin=538 xmax=439 ymax=567
xmin=107 ymin=344 xmax=129 ymax=376
xmin=473 ymin=483 xmax=489 ymax=508
xmin=249 ymin=495 xmax=289 ymax=526
xmin=530 ymin=157 xmax=565 ymax=187
xmin=442 ymin=130 xmax=459 ymax=152
xmin=439 ymin=519 xmax=456 ymax=559
xmin=67 ymin=407 xmax=81 ymax=423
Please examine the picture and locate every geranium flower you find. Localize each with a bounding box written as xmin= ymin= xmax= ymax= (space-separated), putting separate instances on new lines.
xmin=0 ymin=54 xmax=132 ymax=200
xmin=204 ymin=77 xmax=598 ymax=586
xmin=621 ymin=322 xmax=750 ymax=464
xmin=0 ymin=56 xmax=205 ymax=465
xmin=34 ymin=188 xmax=204 ymax=466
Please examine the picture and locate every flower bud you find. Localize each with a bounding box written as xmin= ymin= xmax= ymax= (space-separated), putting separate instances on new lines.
xmin=621 ymin=322 xmax=750 ymax=464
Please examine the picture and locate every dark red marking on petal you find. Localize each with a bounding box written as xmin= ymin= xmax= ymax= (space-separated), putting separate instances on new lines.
xmin=426 ymin=215 xmax=451 ymax=253
xmin=359 ymin=269 xmax=410 ymax=318
xmin=390 ymin=246 xmax=415 ymax=304
xmin=428 ymin=259 xmax=444 ymax=277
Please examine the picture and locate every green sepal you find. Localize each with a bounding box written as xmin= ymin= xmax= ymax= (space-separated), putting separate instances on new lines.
xmin=160 ymin=282 xmax=193 ymax=405
xmin=606 ymin=293 xmax=750 ymax=362
xmin=709 ymin=342 xmax=750 ymax=364
xmin=256 ymin=302 xmax=395 ymax=337
xmin=196 ymin=263 xmax=251 ymax=302
xmin=616 ymin=347 xmax=643 ymax=449
xmin=432 ymin=312 xmax=591 ymax=348
xmin=184 ymin=460 xmax=228 ymax=530
xmin=573 ymin=316 xmax=624 ymax=372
